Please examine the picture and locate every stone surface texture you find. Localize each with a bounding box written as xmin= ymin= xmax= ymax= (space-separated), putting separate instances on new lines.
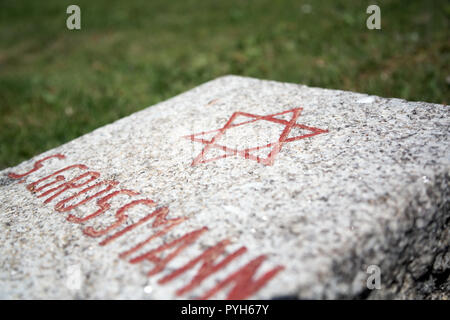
xmin=0 ymin=75 xmax=448 ymax=299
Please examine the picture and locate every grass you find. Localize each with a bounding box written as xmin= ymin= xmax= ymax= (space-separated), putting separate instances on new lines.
xmin=0 ymin=0 xmax=449 ymax=169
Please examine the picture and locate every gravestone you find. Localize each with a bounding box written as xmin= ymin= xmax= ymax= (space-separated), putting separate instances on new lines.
xmin=0 ymin=75 xmax=448 ymax=299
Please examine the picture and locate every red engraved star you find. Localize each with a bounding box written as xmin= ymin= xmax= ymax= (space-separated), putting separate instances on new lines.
xmin=183 ymin=107 xmax=328 ymax=166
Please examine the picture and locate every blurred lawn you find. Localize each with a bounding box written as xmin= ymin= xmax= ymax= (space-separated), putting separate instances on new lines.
xmin=0 ymin=0 xmax=449 ymax=169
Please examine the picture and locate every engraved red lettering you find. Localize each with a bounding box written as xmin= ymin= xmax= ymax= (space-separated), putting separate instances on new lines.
xmin=8 ymin=154 xmax=66 ymax=179
xmin=129 ymin=227 xmax=208 ymax=276
xmin=32 ymin=175 xmax=66 ymax=191
xmin=117 ymin=208 xmax=186 ymax=259
xmin=158 ymin=239 xmax=247 ymax=296
xmin=27 ymin=164 xmax=88 ymax=193
xmin=98 ymin=202 xmax=186 ymax=254
xmin=10 ymin=153 xmax=284 ymax=300
xmin=67 ymin=189 xmax=139 ymax=224
xmin=198 ymin=255 xmax=284 ymax=300
xmin=80 ymin=190 xmax=141 ymax=234
xmin=94 ymin=199 xmax=155 ymax=241
xmin=54 ymin=180 xmax=119 ymax=212
xmin=37 ymin=171 xmax=100 ymax=204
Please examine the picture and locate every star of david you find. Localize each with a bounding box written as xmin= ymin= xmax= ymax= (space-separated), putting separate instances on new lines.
xmin=183 ymin=107 xmax=328 ymax=166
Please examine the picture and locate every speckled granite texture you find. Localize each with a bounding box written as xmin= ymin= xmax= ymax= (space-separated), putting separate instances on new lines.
xmin=0 ymin=75 xmax=448 ymax=299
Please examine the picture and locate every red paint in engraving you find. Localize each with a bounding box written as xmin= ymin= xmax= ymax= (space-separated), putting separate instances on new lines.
xmin=27 ymin=164 xmax=88 ymax=192
xmin=13 ymin=153 xmax=286 ymax=299
xmin=129 ymin=227 xmax=208 ymax=276
xmin=198 ymin=255 xmax=285 ymax=300
xmin=68 ymin=189 xmax=139 ymax=224
xmin=118 ymin=220 xmax=185 ymax=259
xmin=8 ymin=154 xmax=66 ymax=179
xmin=54 ymin=180 xmax=119 ymax=212
xmin=183 ymin=107 xmax=328 ymax=166
xmin=37 ymin=171 xmax=100 ymax=204
xmin=99 ymin=203 xmax=185 ymax=252
xmin=32 ymin=175 xmax=66 ymax=192
xmin=158 ymin=239 xmax=247 ymax=296
xmin=96 ymin=199 xmax=155 ymax=244
xmin=80 ymin=189 xmax=141 ymax=234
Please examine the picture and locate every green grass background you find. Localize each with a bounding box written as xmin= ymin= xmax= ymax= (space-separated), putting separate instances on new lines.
xmin=0 ymin=0 xmax=449 ymax=169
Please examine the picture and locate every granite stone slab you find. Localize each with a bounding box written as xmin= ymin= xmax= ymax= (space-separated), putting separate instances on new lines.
xmin=0 ymin=75 xmax=448 ymax=299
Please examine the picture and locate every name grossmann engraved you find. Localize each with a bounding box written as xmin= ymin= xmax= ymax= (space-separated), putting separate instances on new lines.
xmin=8 ymin=153 xmax=285 ymax=299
